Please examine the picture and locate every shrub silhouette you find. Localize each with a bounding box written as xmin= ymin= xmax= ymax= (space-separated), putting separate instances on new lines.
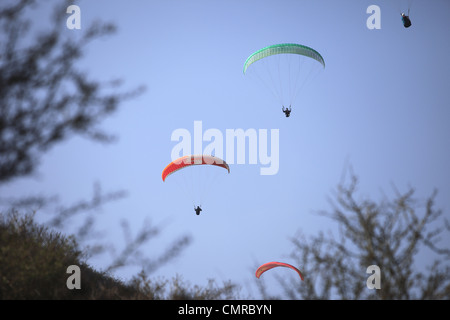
xmin=0 ymin=210 xmax=243 ymax=299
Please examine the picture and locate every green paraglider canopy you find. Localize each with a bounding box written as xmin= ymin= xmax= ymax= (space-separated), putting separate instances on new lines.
xmin=243 ymin=43 xmax=325 ymax=74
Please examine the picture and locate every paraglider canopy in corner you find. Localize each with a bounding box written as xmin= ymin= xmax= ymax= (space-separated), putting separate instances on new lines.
xmin=255 ymin=262 xmax=304 ymax=281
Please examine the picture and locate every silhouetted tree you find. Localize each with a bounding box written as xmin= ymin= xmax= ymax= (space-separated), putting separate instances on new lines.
xmin=129 ymin=272 xmax=244 ymax=300
xmin=0 ymin=210 xmax=242 ymax=299
xmin=0 ymin=0 xmax=144 ymax=183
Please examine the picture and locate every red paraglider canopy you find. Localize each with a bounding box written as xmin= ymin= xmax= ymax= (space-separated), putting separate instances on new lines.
xmin=162 ymin=155 xmax=230 ymax=182
xmin=255 ymin=262 xmax=304 ymax=281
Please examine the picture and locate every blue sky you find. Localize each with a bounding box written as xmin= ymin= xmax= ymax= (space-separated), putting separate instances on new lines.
xmin=2 ymin=0 xmax=450 ymax=298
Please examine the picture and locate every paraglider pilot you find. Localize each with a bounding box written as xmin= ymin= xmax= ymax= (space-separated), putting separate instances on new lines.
xmin=194 ymin=205 xmax=202 ymax=215
xmin=401 ymin=11 xmax=411 ymax=28
xmin=282 ymin=105 xmax=292 ymax=117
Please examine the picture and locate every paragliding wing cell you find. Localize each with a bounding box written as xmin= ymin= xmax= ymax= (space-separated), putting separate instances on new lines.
xmin=162 ymin=155 xmax=230 ymax=182
xmin=243 ymin=43 xmax=325 ymax=74
xmin=255 ymin=261 xmax=304 ymax=280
